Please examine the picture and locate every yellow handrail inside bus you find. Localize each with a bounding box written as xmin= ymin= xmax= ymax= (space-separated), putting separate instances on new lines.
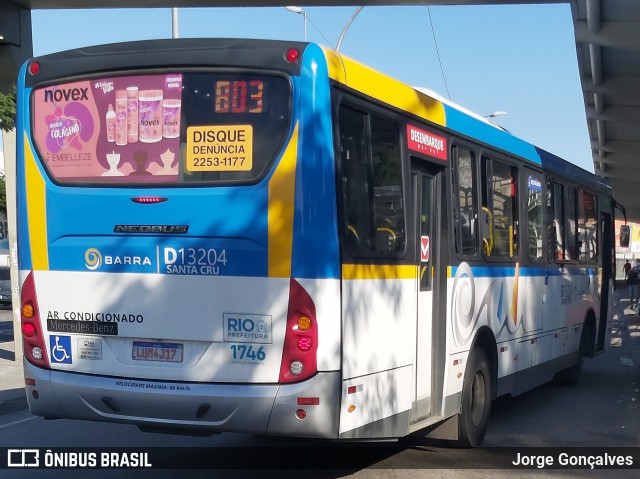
xmin=509 ymin=224 xmax=514 ymax=257
xmin=482 ymin=206 xmax=494 ymax=256
xmin=376 ymin=227 xmax=396 ymax=240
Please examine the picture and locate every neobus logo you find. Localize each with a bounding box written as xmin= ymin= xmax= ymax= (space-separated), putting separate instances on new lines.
xmin=113 ymin=225 xmax=189 ymax=234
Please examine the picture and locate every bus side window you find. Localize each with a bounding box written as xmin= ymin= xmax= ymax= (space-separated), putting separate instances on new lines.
xmin=550 ymin=181 xmax=580 ymax=262
xmin=338 ymin=104 xmax=405 ymax=257
xmin=526 ymin=175 xmax=544 ymax=261
xmin=482 ymin=157 xmax=518 ymax=258
xmin=370 ymin=115 xmax=404 ymax=254
xmin=564 ymin=185 xmax=577 ymax=261
xmin=552 ymin=182 xmax=565 ymax=261
xmin=578 ymin=190 xmax=598 ymax=262
xmin=453 ymin=147 xmax=477 ymax=255
xmin=339 ymin=106 xmax=372 ymax=255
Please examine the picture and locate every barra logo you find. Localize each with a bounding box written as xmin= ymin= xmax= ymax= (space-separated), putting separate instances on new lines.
xmin=85 ymin=248 xmax=102 ymax=270
xmin=8 ymin=449 xmax=40 ymax=467
xmin=84 ymin=248 xmax=153 ymax=270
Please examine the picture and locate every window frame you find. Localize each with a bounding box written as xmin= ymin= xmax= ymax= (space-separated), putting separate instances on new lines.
xmin=523 ymin=168 xmax=545 ymax=263
xmin=451 ymin=143 xmax=479 ymax=258
xmin=578 ymin=188 xmax=599 ymax=263
xmin=29 ymin=68 xmax=293 ymax=188
xmin=481 ymin=154 xmax=519 ymax=261
xmin=334 ymin=96 xmax=408 ymax=261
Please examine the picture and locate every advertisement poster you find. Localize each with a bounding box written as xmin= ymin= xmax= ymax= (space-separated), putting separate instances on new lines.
xmin=33 ymin=74 xmax=183 ymax=183
xmin=632 ymin=224 xmax=640 ymax=253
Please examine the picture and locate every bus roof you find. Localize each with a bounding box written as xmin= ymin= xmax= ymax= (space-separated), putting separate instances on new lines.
xmin=324 ymin=46 xmax=611 ymax=195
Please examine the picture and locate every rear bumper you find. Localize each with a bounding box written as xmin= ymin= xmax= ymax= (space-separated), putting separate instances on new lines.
xmin=24 ymin=359 xmax=340 ymax=438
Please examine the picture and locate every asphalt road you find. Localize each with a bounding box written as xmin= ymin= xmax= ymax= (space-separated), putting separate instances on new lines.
xmin=0 ymin=298 xmax=638 ymax=479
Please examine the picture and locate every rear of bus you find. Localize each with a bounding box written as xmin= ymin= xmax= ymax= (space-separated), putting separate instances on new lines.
xmin=17 ymin=39 xmax=342 ymax=437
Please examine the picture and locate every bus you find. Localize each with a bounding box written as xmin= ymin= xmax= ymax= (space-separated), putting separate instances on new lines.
xmin=16 ymin=38 xmax=616 ymax=446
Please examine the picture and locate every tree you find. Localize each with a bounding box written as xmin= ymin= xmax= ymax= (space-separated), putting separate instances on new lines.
xmin=0 ymin=174 xmax=5 ymax=218
xmin=0 ymin=85 xmax=15 ymax=218
xmin=0 ymin=85 xmax=17 ymax=132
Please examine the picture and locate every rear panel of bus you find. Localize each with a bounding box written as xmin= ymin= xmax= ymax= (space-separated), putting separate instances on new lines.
xmin=17 ymin=39 xmax=342 ymax=437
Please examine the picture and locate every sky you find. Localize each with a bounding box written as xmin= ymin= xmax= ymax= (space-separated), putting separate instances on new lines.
xmin=0 ymin=3 xmax=593 ymax=173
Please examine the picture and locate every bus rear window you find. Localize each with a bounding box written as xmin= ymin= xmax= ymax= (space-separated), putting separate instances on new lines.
xmin=31 ymin=72 xmax=290 ymax=186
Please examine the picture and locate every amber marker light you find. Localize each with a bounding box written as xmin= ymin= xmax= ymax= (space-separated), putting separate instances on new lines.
xmin=22 ymin=302 xmax=35 ymax=319
xmin=297 ymin=315 xmax=312 ymax=331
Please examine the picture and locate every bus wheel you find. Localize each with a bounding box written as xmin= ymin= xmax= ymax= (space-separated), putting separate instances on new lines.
xmin=458 ymin=348 xmax=492 ymax=447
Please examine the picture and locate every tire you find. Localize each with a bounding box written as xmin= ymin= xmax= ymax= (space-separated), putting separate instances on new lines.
xmin=458 ymin=348 xmax=492 ymax=447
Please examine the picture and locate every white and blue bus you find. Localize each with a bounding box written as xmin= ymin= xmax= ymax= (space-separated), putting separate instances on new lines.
xmin=16 ymin=39 xmax=616 ymax=446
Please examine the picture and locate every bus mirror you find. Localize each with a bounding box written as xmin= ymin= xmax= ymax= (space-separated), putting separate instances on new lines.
xmin=620 ymin=225 xmax=630 ymax=248
xmin=481 ymin=207 xmax=494 ymax=255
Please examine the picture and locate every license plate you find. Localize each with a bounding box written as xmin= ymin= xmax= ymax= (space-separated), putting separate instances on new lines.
xmin=132 ymin=341 xmax=183 ymax=363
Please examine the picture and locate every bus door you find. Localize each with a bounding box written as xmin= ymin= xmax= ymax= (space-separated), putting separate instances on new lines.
xmin=410 ymin=160 xmax=445 ymax=424
xmin=597 ymin=211 xmax=613 ymax=352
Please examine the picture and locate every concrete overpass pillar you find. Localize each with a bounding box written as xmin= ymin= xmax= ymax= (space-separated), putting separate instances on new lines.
xmin=0 ymin=0 xmax=33 ymax=91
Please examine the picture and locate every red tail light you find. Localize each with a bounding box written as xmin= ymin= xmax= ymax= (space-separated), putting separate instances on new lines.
xmin=279 ymin=279 xmax=318 ymax=383
xmin=28 ymin=62 xmax=40 ymax=76
xmin=285 ymin=48 xmax=300 ymax=63
xmin=21 ymin=271 xmax=50 ymax=368
xmin=297 ymin=336 xmax=312 ymax=352
xmin=131 ymin=197 xmax=168 ymax=204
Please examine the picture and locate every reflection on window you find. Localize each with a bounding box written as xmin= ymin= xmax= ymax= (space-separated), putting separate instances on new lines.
xmin=553 ymin=182 xmax=565 ymax=260
xmin=453 ymin=147 xmax=477 ymax=255
xmin=546 ymin=179 xmax=555 ymax=262
xmin=564 ymin=186 xmax=577 ymax=261
xmin=339 ymin=105 xmax=405 ymax=257
xmin=527 ymin=176 xmax=543 ymax=261
xmin=579 ymin=190 xmax=598 ymax=262
xmin=420 ymin=174 xmax=433 ymax=291
xmin=551 ymin=181 xmax=580 ymax=262
xmin=482 ymin=157 xmax=518 ymax=258
xmin=371 ymin=115 xmax=405 ymax=254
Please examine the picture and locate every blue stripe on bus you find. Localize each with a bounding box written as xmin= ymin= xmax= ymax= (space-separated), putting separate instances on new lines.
xmin=16 ymin=63 xmax=33 ymax=271
xmin=450 ymin=265 xmax=596 ymax=277
xmin=291 ymin=44 xmax=340 ymax=279
xmin=45 ymin=185 xmax=270 ymax=276
xmin=443 ymin=105 xmax=541 ymax=165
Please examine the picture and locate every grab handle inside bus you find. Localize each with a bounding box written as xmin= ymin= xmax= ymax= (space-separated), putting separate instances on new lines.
xmin=620 ymin=224 xmax=630 ymax=248
xmin=481 ymin=206 xmax=494 ymax=255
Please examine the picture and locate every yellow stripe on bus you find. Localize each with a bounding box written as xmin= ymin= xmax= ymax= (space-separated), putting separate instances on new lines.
xmin=342 ymin=264 xmax=418 ymax=280
xmin=510 ymin=262 xmax=520 ymax=326
xmin=268 ymin=123 xmax=299 ymax=278
xmin=24 ymin=134 xmax=49 ymax=270
xmin=323 ymin=47 xmax=446 ymax=127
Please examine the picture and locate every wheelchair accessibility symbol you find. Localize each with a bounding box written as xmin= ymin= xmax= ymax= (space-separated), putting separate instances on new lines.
xmin=49 ymin=335 xmax=72 ymax=364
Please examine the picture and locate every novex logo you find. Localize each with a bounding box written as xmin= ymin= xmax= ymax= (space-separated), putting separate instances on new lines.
xmin=44 ymin=87 xmax=89 ymax=103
